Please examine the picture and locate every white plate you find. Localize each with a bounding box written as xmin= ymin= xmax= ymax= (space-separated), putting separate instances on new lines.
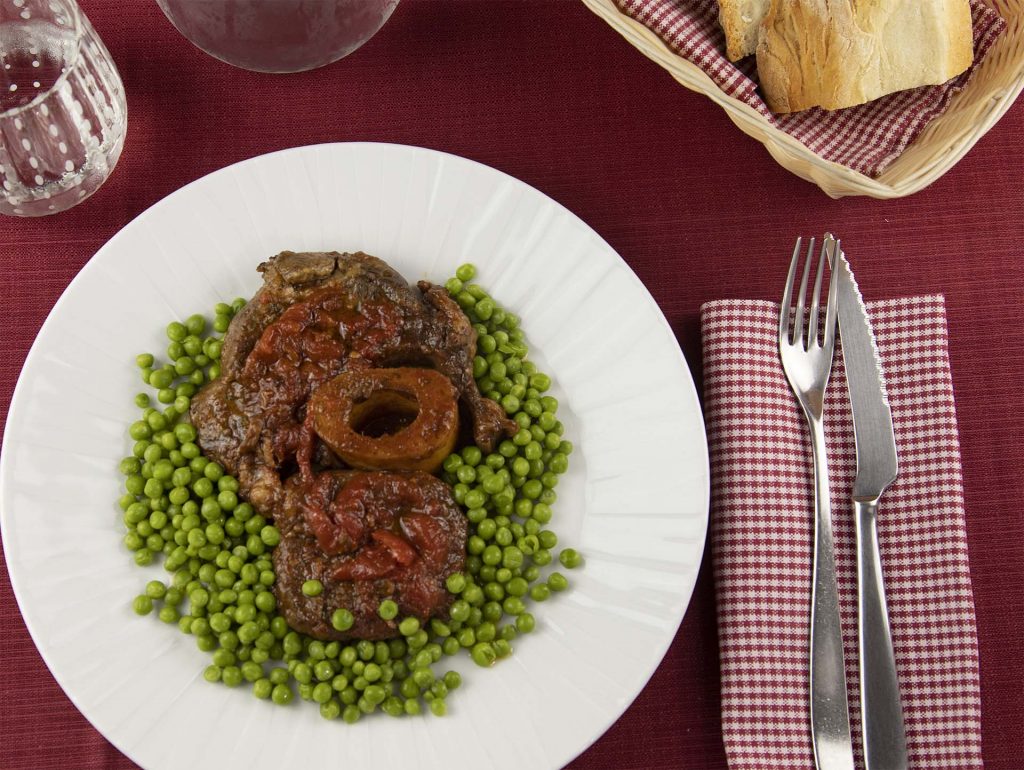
xmin=1 ymin=143 xmax=709 ymax=770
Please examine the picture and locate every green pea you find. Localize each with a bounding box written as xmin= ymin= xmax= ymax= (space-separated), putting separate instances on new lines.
xmin=550 ymin=452 xmax=569 ymax=474
xmin=463 ymin=584 xmax=485 ymax=606
xmin=152 ymin=459 xmax=174 ymax=481
xmin=332 ymin=608 xmax=355 ymax=632
xmin=482 ymin=545 xmax=501 ymax=566
xmin=532 ymin=548 xmax=552 ymax=566
xmin=441 ymin=636 xmax=460 ymax=656
xmin=252 ymin=678 xmax=272 ymax=699
xmin=260 ymin=525 xmax=280 ymax=546
xmin=132 ymin=595 xmax=153 ymax=615
xmin=455 ymin=263 xmax=476 ymax=282
xmin=453 ymin=627 xmax=476 ymax=652
xmin=429 ymin=698 xmax=447 ymax=717
xmin=378 ymin=600 xmax=398 ymax=620
xmin=463 ymin=489 xmax=485 ymax=509
xmin=305 ymin=681 xmax=331 ymax=704
xmin=536 ymin=530 xmax=557 ymax=550
xmin=254 ymin=591 xmax=275 ymax=613
xmin=150 ymin=368 xmax=174 ymax=389
xmin=510 ymin=457 xmax=530 ymax=477
xmin=471 ymin=642 xmax=496 ymax=668
xmin=548 ymin=572 xmax=569 ymax=592
xmin=507 ymin=577 xmax=529 ymax=597
xmin=447 ymin=599 xmax=470 ymax=623
xmin=489 ymin=360 xmax=506 ymax=379
xmin=119 ymin=456 xmax=142 ymax=477
xmin=482 ymin=474 xmax=505 ymax=495
xmin=559 ymin=548 xmax=583 ymax=569
xmin=445 ymin=573 xmax=467 ymax=594
xmin=191 ymin=477 xmax=213 ymax=498
xmin=485 ymin=602 xmax=505 ymax=626
xmin=203 ymin=664 xmax=222 ymax=683
xmin=158 ymin=605 xmax=179 ymax=624
xmin=476 ymin=621 xmax=497 ymax=643
xmin=398 ymin=617 xmax=420 ymax=636
xmin=475 ymin=298 xmax=495 ymax=321
xmin=362 ymin=684 xmax=386 ymax=706
xmin=219 ymin=666 xmax=241 ymax=687
xmin=502 ymin=595 xmax=526 ymax=615
xmin=528 ymin=373 xmax=551 ymax=392
xmin=445 ymin=275 xmax=465 ymax=296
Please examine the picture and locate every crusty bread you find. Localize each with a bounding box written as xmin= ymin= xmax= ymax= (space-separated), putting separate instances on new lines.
xmin=756 ymin=0 xmax=974 ymax=113
xmin=718 ymin=0 xmax=772 ymax=60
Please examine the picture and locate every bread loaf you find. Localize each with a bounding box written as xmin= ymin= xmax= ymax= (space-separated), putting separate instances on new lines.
xmin=756 ymin=0 xmax=974 ymax=113
xmin=719 ymin=0 xmax=771 ymax=60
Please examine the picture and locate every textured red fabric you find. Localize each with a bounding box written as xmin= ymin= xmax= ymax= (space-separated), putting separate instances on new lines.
xmin=613 ymin=0 xmax=1005 ymax=177
xmin=0 ymin=2 xmax=1022 ymax=769
xmin=703 ymin=297 xmax=982 ymax=769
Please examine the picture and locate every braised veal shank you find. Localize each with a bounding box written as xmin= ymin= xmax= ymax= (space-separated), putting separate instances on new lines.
xmin=190 ymin=251 xmax=513 ymax=639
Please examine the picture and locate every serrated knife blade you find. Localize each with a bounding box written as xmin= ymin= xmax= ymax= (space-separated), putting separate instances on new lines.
xmin=835 ymin=249 xmax=898 ymax=500
xmin=834 ymin=243 xmax=908 ymax=770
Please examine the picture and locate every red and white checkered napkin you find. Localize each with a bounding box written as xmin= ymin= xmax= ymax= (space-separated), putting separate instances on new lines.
xmin=700 ymin=297 xmax=983 ymax=769
xmin=614 ymin=0 xmax=1006 ymax=177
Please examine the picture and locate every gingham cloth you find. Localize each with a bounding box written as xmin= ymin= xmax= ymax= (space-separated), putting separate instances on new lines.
xmin=614 ymin=0 xmax=1006 ymax=177
xmin=701 ymin=296 xmax=982 ymax=769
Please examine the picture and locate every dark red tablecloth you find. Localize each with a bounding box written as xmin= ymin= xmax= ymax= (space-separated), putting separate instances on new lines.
xmin=1 ymin=2 xmax=1022 ymax=768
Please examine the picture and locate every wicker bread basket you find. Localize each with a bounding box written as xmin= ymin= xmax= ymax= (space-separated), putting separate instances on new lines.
xmin=583 ymin=0 xmax=1024 ymax=199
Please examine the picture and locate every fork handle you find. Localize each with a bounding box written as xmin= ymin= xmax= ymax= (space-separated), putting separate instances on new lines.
xmin=855 ymin=499 xmax=909 ymax=770
xmin=808 ymin=416 xmax=855 ymax=770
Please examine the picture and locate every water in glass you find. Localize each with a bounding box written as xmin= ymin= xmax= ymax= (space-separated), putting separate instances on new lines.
xmin=0 ymin=0 xmax=126 ymax=217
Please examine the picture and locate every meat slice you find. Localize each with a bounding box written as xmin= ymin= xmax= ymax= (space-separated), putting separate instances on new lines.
xmin=273 ymin=471 xmax=466 ymax=640
xmin=190 ymin=250 xmax=515 ymax=509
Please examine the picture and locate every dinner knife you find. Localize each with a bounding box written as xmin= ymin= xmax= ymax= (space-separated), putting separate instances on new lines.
xmin=835 ymin=249 xmax=909 ymax=770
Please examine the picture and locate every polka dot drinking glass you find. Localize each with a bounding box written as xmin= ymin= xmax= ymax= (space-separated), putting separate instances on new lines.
xmin=0 ymin=0 xmax=126 ymax=217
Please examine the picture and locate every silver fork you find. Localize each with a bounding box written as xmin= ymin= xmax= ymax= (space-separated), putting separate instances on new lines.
xmin=778 ymin=236 xmax=855 ymax=770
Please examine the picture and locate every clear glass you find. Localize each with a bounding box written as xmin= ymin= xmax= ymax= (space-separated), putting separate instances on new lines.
xmin=155 ymin=0 xmax=400 ymax=74
xmin=0 ymin=0 xmax=126 ymax=217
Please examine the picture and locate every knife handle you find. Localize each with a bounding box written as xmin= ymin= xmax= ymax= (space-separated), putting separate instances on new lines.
xmin=855 ymin=498 xmax=909 ymax=770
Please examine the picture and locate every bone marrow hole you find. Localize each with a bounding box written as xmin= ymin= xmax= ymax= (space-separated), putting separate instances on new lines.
xmin=350 ymin=390 xmax=420 ymax=438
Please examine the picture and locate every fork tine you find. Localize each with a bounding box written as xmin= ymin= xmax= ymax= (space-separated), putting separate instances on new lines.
xmin=779 ymin=237 xmax=802 ymax=343
xmin=823 ymin=238 xmax=840 ymax=350
xmin=806 ymin=236 xmax=828 ymax=347
xmin=792 ymin=237 xmax=814 ymax=345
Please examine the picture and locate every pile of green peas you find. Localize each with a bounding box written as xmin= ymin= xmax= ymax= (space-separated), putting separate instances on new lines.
xmin=118 ymin=265 xmax=582 ymax=722
xmin=438 ymin=264 xmax=583 ymax=668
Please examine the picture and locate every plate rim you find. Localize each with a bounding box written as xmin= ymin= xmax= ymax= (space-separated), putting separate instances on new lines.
xmin=0 ymin=141 xmax=710 ymax=769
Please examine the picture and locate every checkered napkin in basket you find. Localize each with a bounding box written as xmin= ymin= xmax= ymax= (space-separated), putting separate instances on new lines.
xmin=614 ymin=0 xmax=1006 ymax=177
xmin=700 ymin=297 xmax=983 ymax=769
